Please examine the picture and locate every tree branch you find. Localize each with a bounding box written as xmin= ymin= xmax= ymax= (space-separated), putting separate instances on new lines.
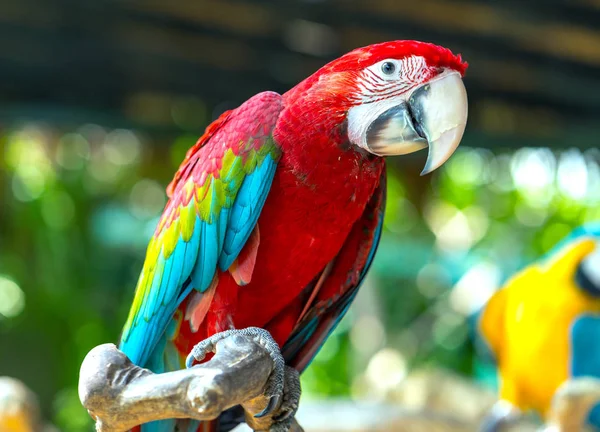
xmin=78 ymin=335 xmax=302 ymax=432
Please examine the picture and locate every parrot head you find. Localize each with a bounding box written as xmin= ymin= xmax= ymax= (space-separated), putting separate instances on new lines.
xmin=286 ymin=40 xmax=469 ymax=174
xmin=574 ymin=239 xmax=600 ymax=297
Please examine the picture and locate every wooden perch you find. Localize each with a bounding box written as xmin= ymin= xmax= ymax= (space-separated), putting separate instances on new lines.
xmin=78 ymin=335 xmax=303 ymax=432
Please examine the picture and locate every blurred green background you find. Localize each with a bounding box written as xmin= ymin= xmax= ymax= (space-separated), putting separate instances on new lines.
xmin=1 ymin=0 xmax=599 ymax=430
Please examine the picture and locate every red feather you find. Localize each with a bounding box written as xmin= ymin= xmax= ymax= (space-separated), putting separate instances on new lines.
xmin=166 ymin=109 xmax=233 ymax=199
xmin=229 ymin=224 xmax=260 ymax=286
xmin=325 ymin=40 xmax=468 ymax=76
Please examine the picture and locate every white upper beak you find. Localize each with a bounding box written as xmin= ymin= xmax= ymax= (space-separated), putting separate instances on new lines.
xmin=415 ymin=72 xmax=468 ymax=175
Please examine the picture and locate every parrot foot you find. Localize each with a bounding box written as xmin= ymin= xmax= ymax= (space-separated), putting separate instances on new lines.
xmin=268 ymin=366 xmax=301 ymax=432
xmin=185 ymin=327 xmax=297 ymax=422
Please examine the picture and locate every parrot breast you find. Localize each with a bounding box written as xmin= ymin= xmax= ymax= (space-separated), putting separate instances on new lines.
xmin=231 ymin=97 xmax=385 ymax=336
xmin=175 ymin=100 xmax=386 ymax=351
xmin=233 ymin=151 xmax=384 ymax=334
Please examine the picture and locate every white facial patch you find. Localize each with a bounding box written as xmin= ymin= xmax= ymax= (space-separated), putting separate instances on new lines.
xmin=347 ymin=96 xmax=408 ymax=152
xmin=358 ymin=56 xmax=433 ymax=103
xmin=581 ymin=243 xmax=600 ymax=288
xmin=347 ymin=55 xmax=434 ymax=151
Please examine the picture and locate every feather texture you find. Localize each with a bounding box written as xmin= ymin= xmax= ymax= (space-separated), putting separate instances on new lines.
xmin=279 ymin=171 xmax=386 ymax=371
xmin=119 ymin=91 xmax=283 ymax=367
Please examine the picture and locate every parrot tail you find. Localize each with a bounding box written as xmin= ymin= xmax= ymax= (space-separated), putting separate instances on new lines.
xmin=132 ymin=420 xmax=218 ymax=432
xmin=196 ymin=420 xmax=219 ymax=432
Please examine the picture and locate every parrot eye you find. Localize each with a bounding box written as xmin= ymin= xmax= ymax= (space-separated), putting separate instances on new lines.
xmin=381 ymin=61 xmax=396 ymax=75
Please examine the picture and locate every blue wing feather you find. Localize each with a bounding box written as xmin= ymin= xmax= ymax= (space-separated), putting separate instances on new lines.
xmin=181 ymin=218 xmax=201 ymax=284
xmin=193 ymin=221 xmax=219 ymax=293
xmin=218 ymin=207 xmax=229 ymax=252
xmin=218 ymin=154 xmax=277 ymax=271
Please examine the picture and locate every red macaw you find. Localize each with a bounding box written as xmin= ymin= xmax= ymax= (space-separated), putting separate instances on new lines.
xmin=118 ymin=40 xmax=468 ymax=432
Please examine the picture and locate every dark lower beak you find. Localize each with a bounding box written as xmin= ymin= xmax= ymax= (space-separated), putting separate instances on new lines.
xmin=366 ymin=103 xmax=428 ymax=156
xmin=577 ymin=243 xmax=600 ymax=297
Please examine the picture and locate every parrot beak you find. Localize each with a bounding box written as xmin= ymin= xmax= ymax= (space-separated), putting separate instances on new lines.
xmin=576 ymin=242 xmax=600 ymax=297
xmin=364 ymin=71 xmax=468 ymax=175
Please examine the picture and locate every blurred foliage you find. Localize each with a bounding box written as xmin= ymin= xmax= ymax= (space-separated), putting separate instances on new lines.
xmin=1 ymin=0 xmax=600 ymax=430
xmin=0 ymin=118 xmax=599 ymax=431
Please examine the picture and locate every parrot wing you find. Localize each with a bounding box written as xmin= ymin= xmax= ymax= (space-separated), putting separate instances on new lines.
xmin=120 ymin=92 xmax=283 ymax=366
xmin=280 ymin=170 xmax=387 ymax=372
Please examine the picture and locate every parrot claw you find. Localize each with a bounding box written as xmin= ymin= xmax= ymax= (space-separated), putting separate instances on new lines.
xmin=186 ymin=327 xmax=301 ymax=430
xmin=272 ymin=367 xmax=301 ymax=422
xmin=255 ymin=394 xmax=281 ymax=418
xmin=262 ymin=366 xmax=301 ymax=431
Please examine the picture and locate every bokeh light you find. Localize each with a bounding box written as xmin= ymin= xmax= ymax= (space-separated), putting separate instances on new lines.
xmin=0 ymin=276 xmax=25 ymax=319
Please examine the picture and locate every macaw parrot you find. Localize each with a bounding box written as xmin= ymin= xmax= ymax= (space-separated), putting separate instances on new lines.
xmin=477 ymin=223 xmax=600 ymax=431
xmin=118 ymin=40 xmax=469 ymax=432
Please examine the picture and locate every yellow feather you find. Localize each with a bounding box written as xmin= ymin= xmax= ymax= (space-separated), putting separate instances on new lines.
xmin=162 ymin=218 xmax=180 ymax=258
xmin=213 ymin=178 xmax=226 ymax=209
xmin=197 ymin=180 xmax=214 ymax=223
xmin=221 ymin=148 xmax=237 ymax=178
xmin=179 ymin=200 xmax=196 ymax=242
xmin=184 ymin=179 xmax=195 ymax=201
xmin=243 ymin=150 xmax=257 ymax=173
xmin=226 ymin=159 xmax=245 ymax=196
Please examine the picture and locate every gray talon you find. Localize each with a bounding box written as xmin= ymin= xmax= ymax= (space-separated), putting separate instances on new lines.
xmin=270 ymin=366 xmax=301 ymax=430
xmin=255 ymin=394 xmax=281 ymax=418
xmin=186 ymin=327 xmax=302 ymax=430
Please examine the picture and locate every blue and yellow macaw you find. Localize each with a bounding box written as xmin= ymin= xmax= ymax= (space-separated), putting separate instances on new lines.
xmin=476 ymin=223 xmax=600 ymax=429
